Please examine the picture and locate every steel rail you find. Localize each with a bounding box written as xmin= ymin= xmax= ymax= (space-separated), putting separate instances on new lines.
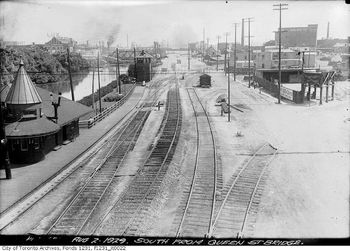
xmin=175 ymin=88 xmax=200 ymax=237
xmin=210 ymin=142 xmax=268 ymax=235
xmin=46 ymin=79 xmax=170 ymax=235
xmin=240 ymin=148 xmax=278 ymax=234
xmin=192 ymin=88 xmax=218 ymax=237
xmin=46 ymin=109 xmax=150 ymax=235
xmin=210 ymin=142 xmax=277 ymax=237
xmin=175 ymin=88 xmax=217 ymax=237
xmin=90 ymin=85 xmax=175 ymax=235
xmin=0 ymin=88 xmax=145 ymax=232
xmin=121 ymin=87 xmax=182 ymax=235
xmin=0 ymin=76 xmax=171 ymax=233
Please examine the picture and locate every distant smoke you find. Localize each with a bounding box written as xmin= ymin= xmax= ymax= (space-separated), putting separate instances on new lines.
xmin=81 ymin=16 xmax=121 ymax=46
xmin=107 ymin=24 xmax=120 ymax=47
xmin=171 ymin=24 xmax=197 ymax=48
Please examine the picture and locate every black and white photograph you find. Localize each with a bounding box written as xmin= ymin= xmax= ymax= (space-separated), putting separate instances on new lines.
xmin=0 ymin=0 xmax=349 ymax=245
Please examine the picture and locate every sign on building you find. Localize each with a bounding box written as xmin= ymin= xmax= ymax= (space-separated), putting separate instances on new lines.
xmin=280 ymin=86 xmax=294 ymax=101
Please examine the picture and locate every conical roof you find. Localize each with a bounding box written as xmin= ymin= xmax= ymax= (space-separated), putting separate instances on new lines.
xmin=5 ymin=59 xmax=42 ymax=105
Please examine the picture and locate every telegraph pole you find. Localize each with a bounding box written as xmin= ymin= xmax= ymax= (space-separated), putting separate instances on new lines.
xmin=0 ymin=57 xmax=11 ymax=179
xmin=67 ymin=47 xmax=75 ymax=101
xmin=227 ymin=53 xmax=231 ymax=122
xmin=244 ymin=17 xmax=254 ymax=88
xmin=134 ymin=47 xmax=137 ymax=81
xmin=92 ymin=66 xmax=95 ymax=114
xmin=97 ymin=52 xmax=102 ymax=113
xmin=273 ymin=3 xmax=288 ymax=104
xmin=233 ymin=22 xmax=239 ymax=81
xmin=203 ymin=28 xmax=205 ymax=62
xmin=116 ymin=48 xmax=121 ymax=94
xmin=224 ymin=32 xmax=229 ymax=76
xmin=188 ymin=43 xmax=190 ymax=70
xmin=217 ymin=35 xmax=220 ymax=71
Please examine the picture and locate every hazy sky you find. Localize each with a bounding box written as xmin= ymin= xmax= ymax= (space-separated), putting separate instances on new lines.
xmin=0 ymin=0 xmax=349 ymax=47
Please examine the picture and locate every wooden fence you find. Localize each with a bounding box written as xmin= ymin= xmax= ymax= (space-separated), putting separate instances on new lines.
xmin=79 ymin=84 xmax=136 ymax=129
xmin=254 ymin=76 xmax=305 ymax=104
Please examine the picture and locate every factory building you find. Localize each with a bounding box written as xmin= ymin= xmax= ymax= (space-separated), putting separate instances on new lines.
xmin=274 ymin=24 xmax=318 ymax=48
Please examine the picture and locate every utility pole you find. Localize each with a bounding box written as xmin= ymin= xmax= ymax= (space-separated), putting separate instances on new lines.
xmin=244 ymin=17 xmax=254 ymax=88
xmin=0 ymin=58 xmax=11 ymax=179
xmin=273 ymin=3 xmax=288 ymax=104
xmin=217 ymin=35 xmax=220 ymax=71
xmin=67 ymin=47 xmax=75 ymax=101
xmin=92 ymin=66 xmax=95 ymax=114
xmin=127 ymin=34 xmax=129 ymax=48
xmin=241 ymin=18 xmax=245 ymax=46
xmin=233 ymin=22 xmax=239 ymax=81
xmin=188 ymin=43 xmax=190 ymax=70
xmin=116 ymin=48 xmax=121 ymax=94
xmin=203 ymin=28 xmax=205 ymax=62
xmin=97 ymin=52 xmax=102 ymax=113
xmin=227 ymin=53 xmax=231 ymax=122
xmin=134 ymin=47 xmax=137 ymax=81
xmin=224 ymin=32 xmax=229 ymax=76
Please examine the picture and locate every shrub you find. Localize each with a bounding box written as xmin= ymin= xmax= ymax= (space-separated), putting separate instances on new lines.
xmin=103 ymin=93 xmax=123 ymax=102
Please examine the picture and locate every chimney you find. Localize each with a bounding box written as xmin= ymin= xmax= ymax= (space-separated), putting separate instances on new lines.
xmin=241 ymin=18 xmax=245 ymax=46
xmin=327 ymin=22 xmax=330 ymax=39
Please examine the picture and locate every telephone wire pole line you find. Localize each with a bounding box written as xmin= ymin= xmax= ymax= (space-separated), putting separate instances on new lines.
xmin=273 ymin=3 xmax=288 ymax=104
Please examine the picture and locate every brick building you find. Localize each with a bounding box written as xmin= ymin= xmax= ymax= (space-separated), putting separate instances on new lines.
xmin=275 ymin=24 xmax=318 ymax=48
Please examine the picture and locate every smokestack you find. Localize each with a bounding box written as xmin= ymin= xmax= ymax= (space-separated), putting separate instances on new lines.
xmin=241 ymin=18 xmax=245 ymax=46
xmin=327 ymin=22 xmax=330 ymax=39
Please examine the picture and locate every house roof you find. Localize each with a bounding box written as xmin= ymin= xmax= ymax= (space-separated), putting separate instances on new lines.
xmin=5 ymin=117 xmax=60 ymax=138
xmin=37 ymin=87 xmax=93 ymax=126
xmin=5 ymin=60 xmax=42 ymax=105
xmin=46 ymin=36 xmax=75 ymax=45
xmin=45 ymin=37 xmax=64 ymax=45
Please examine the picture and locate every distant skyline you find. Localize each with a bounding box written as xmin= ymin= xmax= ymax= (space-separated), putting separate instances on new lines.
xmin=0 ymin=0 xmax=349 ymax=47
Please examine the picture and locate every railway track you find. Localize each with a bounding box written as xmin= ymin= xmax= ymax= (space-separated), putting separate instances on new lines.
xmin=0 ymin=76 xmax=171 ymax=233
xmin=45 ymin=80 xmax=173 ymax=235
xmin=172 ymin=88 xmax=218 ymax=237
xmin=93 ymin=87 xmax=182 ymax=236
xmin=210 ymin=143 xmax=277 ymax=238
xmin=47 ymin=109 xmax=151 ymax=235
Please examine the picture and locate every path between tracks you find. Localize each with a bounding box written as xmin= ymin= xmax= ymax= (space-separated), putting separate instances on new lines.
xmin=0 ymin=86 xmax=146 ymax=212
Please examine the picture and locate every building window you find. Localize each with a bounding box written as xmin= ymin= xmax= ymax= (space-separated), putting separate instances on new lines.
xmin=33 ymin=138 xmax=40 ymax=150
xmin=21 ymin=139 xmax=28 ymax=151
xmin=262 ymin=64 xmax=265 ymax=68
xmin=12 ymin=139 xmax=20 ymax=150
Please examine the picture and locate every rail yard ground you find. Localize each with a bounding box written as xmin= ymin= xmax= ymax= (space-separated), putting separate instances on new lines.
xmin=147 ymin=52 xmax=349 ymax=237
xmin=0 ymin=52 xmax=349 ymax=238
